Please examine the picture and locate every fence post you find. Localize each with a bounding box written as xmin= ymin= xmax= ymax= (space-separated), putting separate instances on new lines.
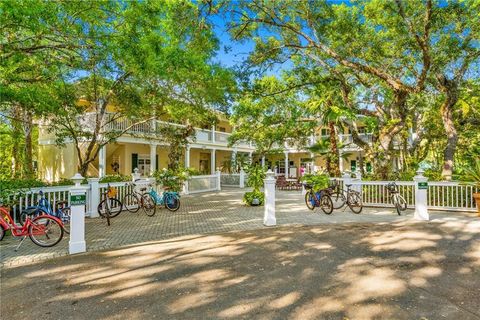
xmin=240 ymin=168 xmax=245 ymax=188
xmin=69 ymin=173 xmax=88 ymax=254
xmin=216 ymin=170 xmax=221 ymax=191
xmin=87 ymin=178 xmax=100 ymax=218
xmin=263 ymin=169 xmax=276 ymax=226
xmin=131 ymin=168 xmax=141 ymax=181
xmin=183 ymin=180 xmax=189 ymax=195
xmin=413 ymin=170 xmax=429 ymax=220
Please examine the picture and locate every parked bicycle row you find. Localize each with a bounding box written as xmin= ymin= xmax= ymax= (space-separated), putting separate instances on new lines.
xmin=0 ymin=181 xmax=181 ymax=250
xmin=304 ymin=180 xmax=407 ymax=215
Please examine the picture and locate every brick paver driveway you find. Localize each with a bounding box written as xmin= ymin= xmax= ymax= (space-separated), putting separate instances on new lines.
xmin=1 ymin=188 xmax=477 ymax=268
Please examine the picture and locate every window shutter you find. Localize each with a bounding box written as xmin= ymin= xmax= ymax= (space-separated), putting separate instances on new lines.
xmin=132 ymin=153 xmax=138 ymax=173
xmin=155 ymin=154 xmax=158 ymax=171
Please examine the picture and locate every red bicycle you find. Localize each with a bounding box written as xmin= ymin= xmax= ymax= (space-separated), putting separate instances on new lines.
xmin=0 ymin=206 xmax=64 ymax=251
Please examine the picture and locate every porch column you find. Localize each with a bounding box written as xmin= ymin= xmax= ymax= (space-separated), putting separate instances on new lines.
xmin=150 ymin=143 xmax=157 ymax=175
xmin=185 ymin=145 xmax=190 ymax=169
xmin=284 ymin=151 xmax=289 ymax=177
xmin=211 ymin=149 xmax=216 ymax=174
xmin=212 ymin=125 xmax=216 ymax=143
xmin=98 ymin=145 xmax=106 ymax=178
xmin=232 ymin=148 xmax=237 ymax=172
xmin=249 ymin=152 xmax=253 ymax=164
xmin=261 ymin=156 xmax=265 ymax=167
xmin=339 ymin=150 xmax=344 ymax=173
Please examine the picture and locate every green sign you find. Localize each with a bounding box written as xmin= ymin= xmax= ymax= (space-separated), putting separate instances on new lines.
xmin=70 ymin=194 xmax=86 ymax=206
xmin=418 ymin=182 xmax=428 ymax=190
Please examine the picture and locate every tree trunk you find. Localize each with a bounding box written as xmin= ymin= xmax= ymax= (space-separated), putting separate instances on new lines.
xmin=437 ymin=76 xmax=459 ymax=181
xmin=328 ymin=121 xmax=340 ymax=176
xmin=22 ymin=110 xmax=34 ymax=178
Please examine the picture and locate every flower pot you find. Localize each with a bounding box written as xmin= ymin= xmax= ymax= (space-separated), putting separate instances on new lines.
xmin=473 ymin=193 xmax=480 ymax=217
xmin=251 ymin=198 xmax=260 ymax=206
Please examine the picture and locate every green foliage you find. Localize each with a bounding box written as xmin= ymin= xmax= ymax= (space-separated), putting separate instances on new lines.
xmin=243 ymin=190 xmax=265 ymax=206
xmin=460 ymin=159 xmax=480 ymax=186
xmin=153 ymin=168 xmax=189 ymax=192
xmin=301 ymin=173 xmax=329 ymax=192
xmin=245 ymin=164 xmax=266 ymax=192
xmin=99 ymin=174 xmax=131 ymax=183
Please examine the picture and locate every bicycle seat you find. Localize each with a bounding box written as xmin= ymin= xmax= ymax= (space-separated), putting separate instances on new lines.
xmin=345 ymin=184 xmax=352 ymax=188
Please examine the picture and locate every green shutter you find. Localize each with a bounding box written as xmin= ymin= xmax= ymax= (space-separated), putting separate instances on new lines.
xmin=155 ymin=154 xmax=158 ymax=171
xmin=132 ymin=153 xmax=138 ymax=173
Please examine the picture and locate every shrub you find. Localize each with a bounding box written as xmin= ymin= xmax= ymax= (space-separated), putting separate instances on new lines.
xmin=153 ymin=168 xmax=189 ymax=192
xmin=301 ymin=173 xmax=329 ymax=192
xmin=243 ymin=190 xmax=264 ymax=206
xmin=99 ymin=174 xmax=131 ymax=183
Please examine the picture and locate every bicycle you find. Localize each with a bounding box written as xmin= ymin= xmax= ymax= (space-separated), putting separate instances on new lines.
xmin=304 ymin=184 xmax=334 ymax=215
xmin=123 ymin=183 xmax=156 ymax=216
xmin=387 ymin=182 xmax=407 ymax=215
xmin=327 ymin=180 xmax=363 ymax=214
xmin=97 ymin=184 xmax=123 ymax=225
xmin=0 ymin=206 xmax=64 ymax=251
xmin=148 ymin=186 xmax=181 ymax=212
xmin=20 ymin=190 xmax=71 ymax=234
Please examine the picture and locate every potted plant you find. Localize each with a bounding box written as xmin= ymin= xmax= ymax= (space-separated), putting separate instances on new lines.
xmin=153 ymin=168 xmax=189 ymax=192
xmin=243 ymin=164 xmax=266 ymax=206
xmin=462 ymin=159 xmax=480 ymax=216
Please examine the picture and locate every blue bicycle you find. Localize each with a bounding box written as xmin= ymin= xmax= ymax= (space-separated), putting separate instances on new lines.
xmin=20 ymin=190 xmax=71 ymax=234
xmin=149 ymin=187 xmax=181 ymax=212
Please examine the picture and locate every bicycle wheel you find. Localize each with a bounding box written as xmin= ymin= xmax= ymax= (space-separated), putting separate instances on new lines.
xmin=330 ymin=191 xmax=346 ymax=209
xmin=304 ymin=190 xmax=315 ymax=211
xmin=98 ymin=198 xmax=123 ymax=218
xmin=348 ymin=192 xmax=363 ymax=214
xmin=61 ymin=207 xmax=71 ymax=234
xmin=164 ymin=193 xmax=180 ymax=212
xmin=142 ymin=194 xmax=157 ymax=217
xmin=394 ymin=194 xmax=407 ymax=215
xmin=320 ymin=195 xmax=334 ymax=215
xmin=28 ymin=216 xmax=63 ymax=247
xmin=123 ymin=193 xmax=141 ymax=213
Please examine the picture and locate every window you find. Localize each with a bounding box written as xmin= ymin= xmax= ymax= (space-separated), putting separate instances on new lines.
xmin=321 ymin=128 xmax=330 ymax=136
xmin=218 ymin=127 xmax=226 ymax=132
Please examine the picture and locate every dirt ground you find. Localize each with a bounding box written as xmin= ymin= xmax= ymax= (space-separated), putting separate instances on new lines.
xmin=1 ymin=219 xmax=479 ymax=320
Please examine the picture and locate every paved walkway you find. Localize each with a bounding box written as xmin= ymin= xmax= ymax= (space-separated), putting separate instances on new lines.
xmin=1 ymin=188 xmax=477 ymax=268
xmin=2 ymin=220 xmax=479 ymax=319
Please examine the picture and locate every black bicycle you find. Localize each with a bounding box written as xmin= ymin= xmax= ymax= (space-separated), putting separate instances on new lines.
xmin=304 ymin=184 xmax=334 ymax=215
xmin=327 ymin=180 xmax=363 ymax=214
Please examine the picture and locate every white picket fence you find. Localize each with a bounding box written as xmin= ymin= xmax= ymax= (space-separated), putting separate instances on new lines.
xmin=187 ymin=174 xmax=220 ymax=194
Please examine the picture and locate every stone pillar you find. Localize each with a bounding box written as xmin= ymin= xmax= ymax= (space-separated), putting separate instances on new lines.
xmin=87 ymin=178 xmax=100 ymax=218
xmin=284 ymin=151 xmax=289 ymax=177
xmin=414 ymin=170 xmax=429 ymax=220
xmin=185 ymin=145 xmax=191 ymax=169
xmin=69 ymin=174 xmax=87 ymax=254
xmin=239 ymin=168 xmax=245 ymax=188
xmin=98 ymin=145 xmax=106 ymax=178
xmin=211 ymin=149 xmax=216 ymax=174
xmin=263 ymin=169 xmax=276 ymax=226
xmin=150 ymin=143 xmax=157 ymax=175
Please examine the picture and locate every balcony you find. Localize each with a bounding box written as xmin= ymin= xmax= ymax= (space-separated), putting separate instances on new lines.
xmin=80 ymin=113 xmax=254 ymax=150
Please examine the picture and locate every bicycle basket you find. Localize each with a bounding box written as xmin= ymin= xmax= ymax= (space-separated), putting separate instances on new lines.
xmin=107 ymin=187 xmax=117 ymax=198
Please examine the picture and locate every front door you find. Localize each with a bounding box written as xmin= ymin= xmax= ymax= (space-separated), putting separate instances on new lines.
xmin=137 ymin=155 xmax=151 ymax=177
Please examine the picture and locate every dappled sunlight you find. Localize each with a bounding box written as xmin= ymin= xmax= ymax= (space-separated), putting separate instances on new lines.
xmin=217 ymin=299 xmax=266 ymax=318
xmin=359 ymin=229 xmax=442 ymax=251
xmin=268 ymin=292 xmax=301 ymax=310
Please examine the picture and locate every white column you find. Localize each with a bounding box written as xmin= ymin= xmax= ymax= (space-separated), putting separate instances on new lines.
xmin=263 ymin=169 xmax=276 ymax=226
xmin=414 ymin=170 xmax=429 ymax=220
xmin=239 ymin=168 xmax=245 ymax=188
xmin=339 ymin=150 xmax=344 ymax=173
xmin=150 ymin=143 xmax=157 ymax=175
xmin=98 ymin=145 xmax=106 ymax=178
xmin=284 ymin=151 xmax=289 ymax=177
xmin=69 ymin=174 xmax=87 ymax=254
xmin=185 ymin=145 xmax=190 ymax=169
xmin=249 ymin=152 xmax=253 ymax=164
xmin=211 ymin=149 xmax=216 ymax=174
xmin=212 ymin=125 xmax=216 ymax=143
xmin=232 ymin=149 xmax=237 ymax=172
xmin=216 ymin=170 xmax=221 ymax=191
xmin=261 ymin=156 xmax=266 ymax=167
xmin=87 ymin=178 xmax=100 ymax=218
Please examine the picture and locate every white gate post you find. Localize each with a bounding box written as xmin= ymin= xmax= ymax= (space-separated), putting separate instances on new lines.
xmin=263 ymin=169 xmax=276 ymax=226
xmin=87 ymin=178 xmax=100 ymax=218
xmin=216 ymin=170 xmax=221 ymax=191
xmin=69 ymin=173 xmax=87 ymax=254
xmin=183 ymin=180 xmax=189 ymax=195
xmin=239 ymin=168 xmax=245 ymax=188
xmin=414 ymin=170 xmax=429 ymax=220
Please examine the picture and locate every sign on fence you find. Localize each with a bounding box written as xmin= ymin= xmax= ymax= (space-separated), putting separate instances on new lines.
xmin=70 ymin=194 xmax=86 ymax=206
xmin=418 ymin=182 xmax=428 ymax=190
